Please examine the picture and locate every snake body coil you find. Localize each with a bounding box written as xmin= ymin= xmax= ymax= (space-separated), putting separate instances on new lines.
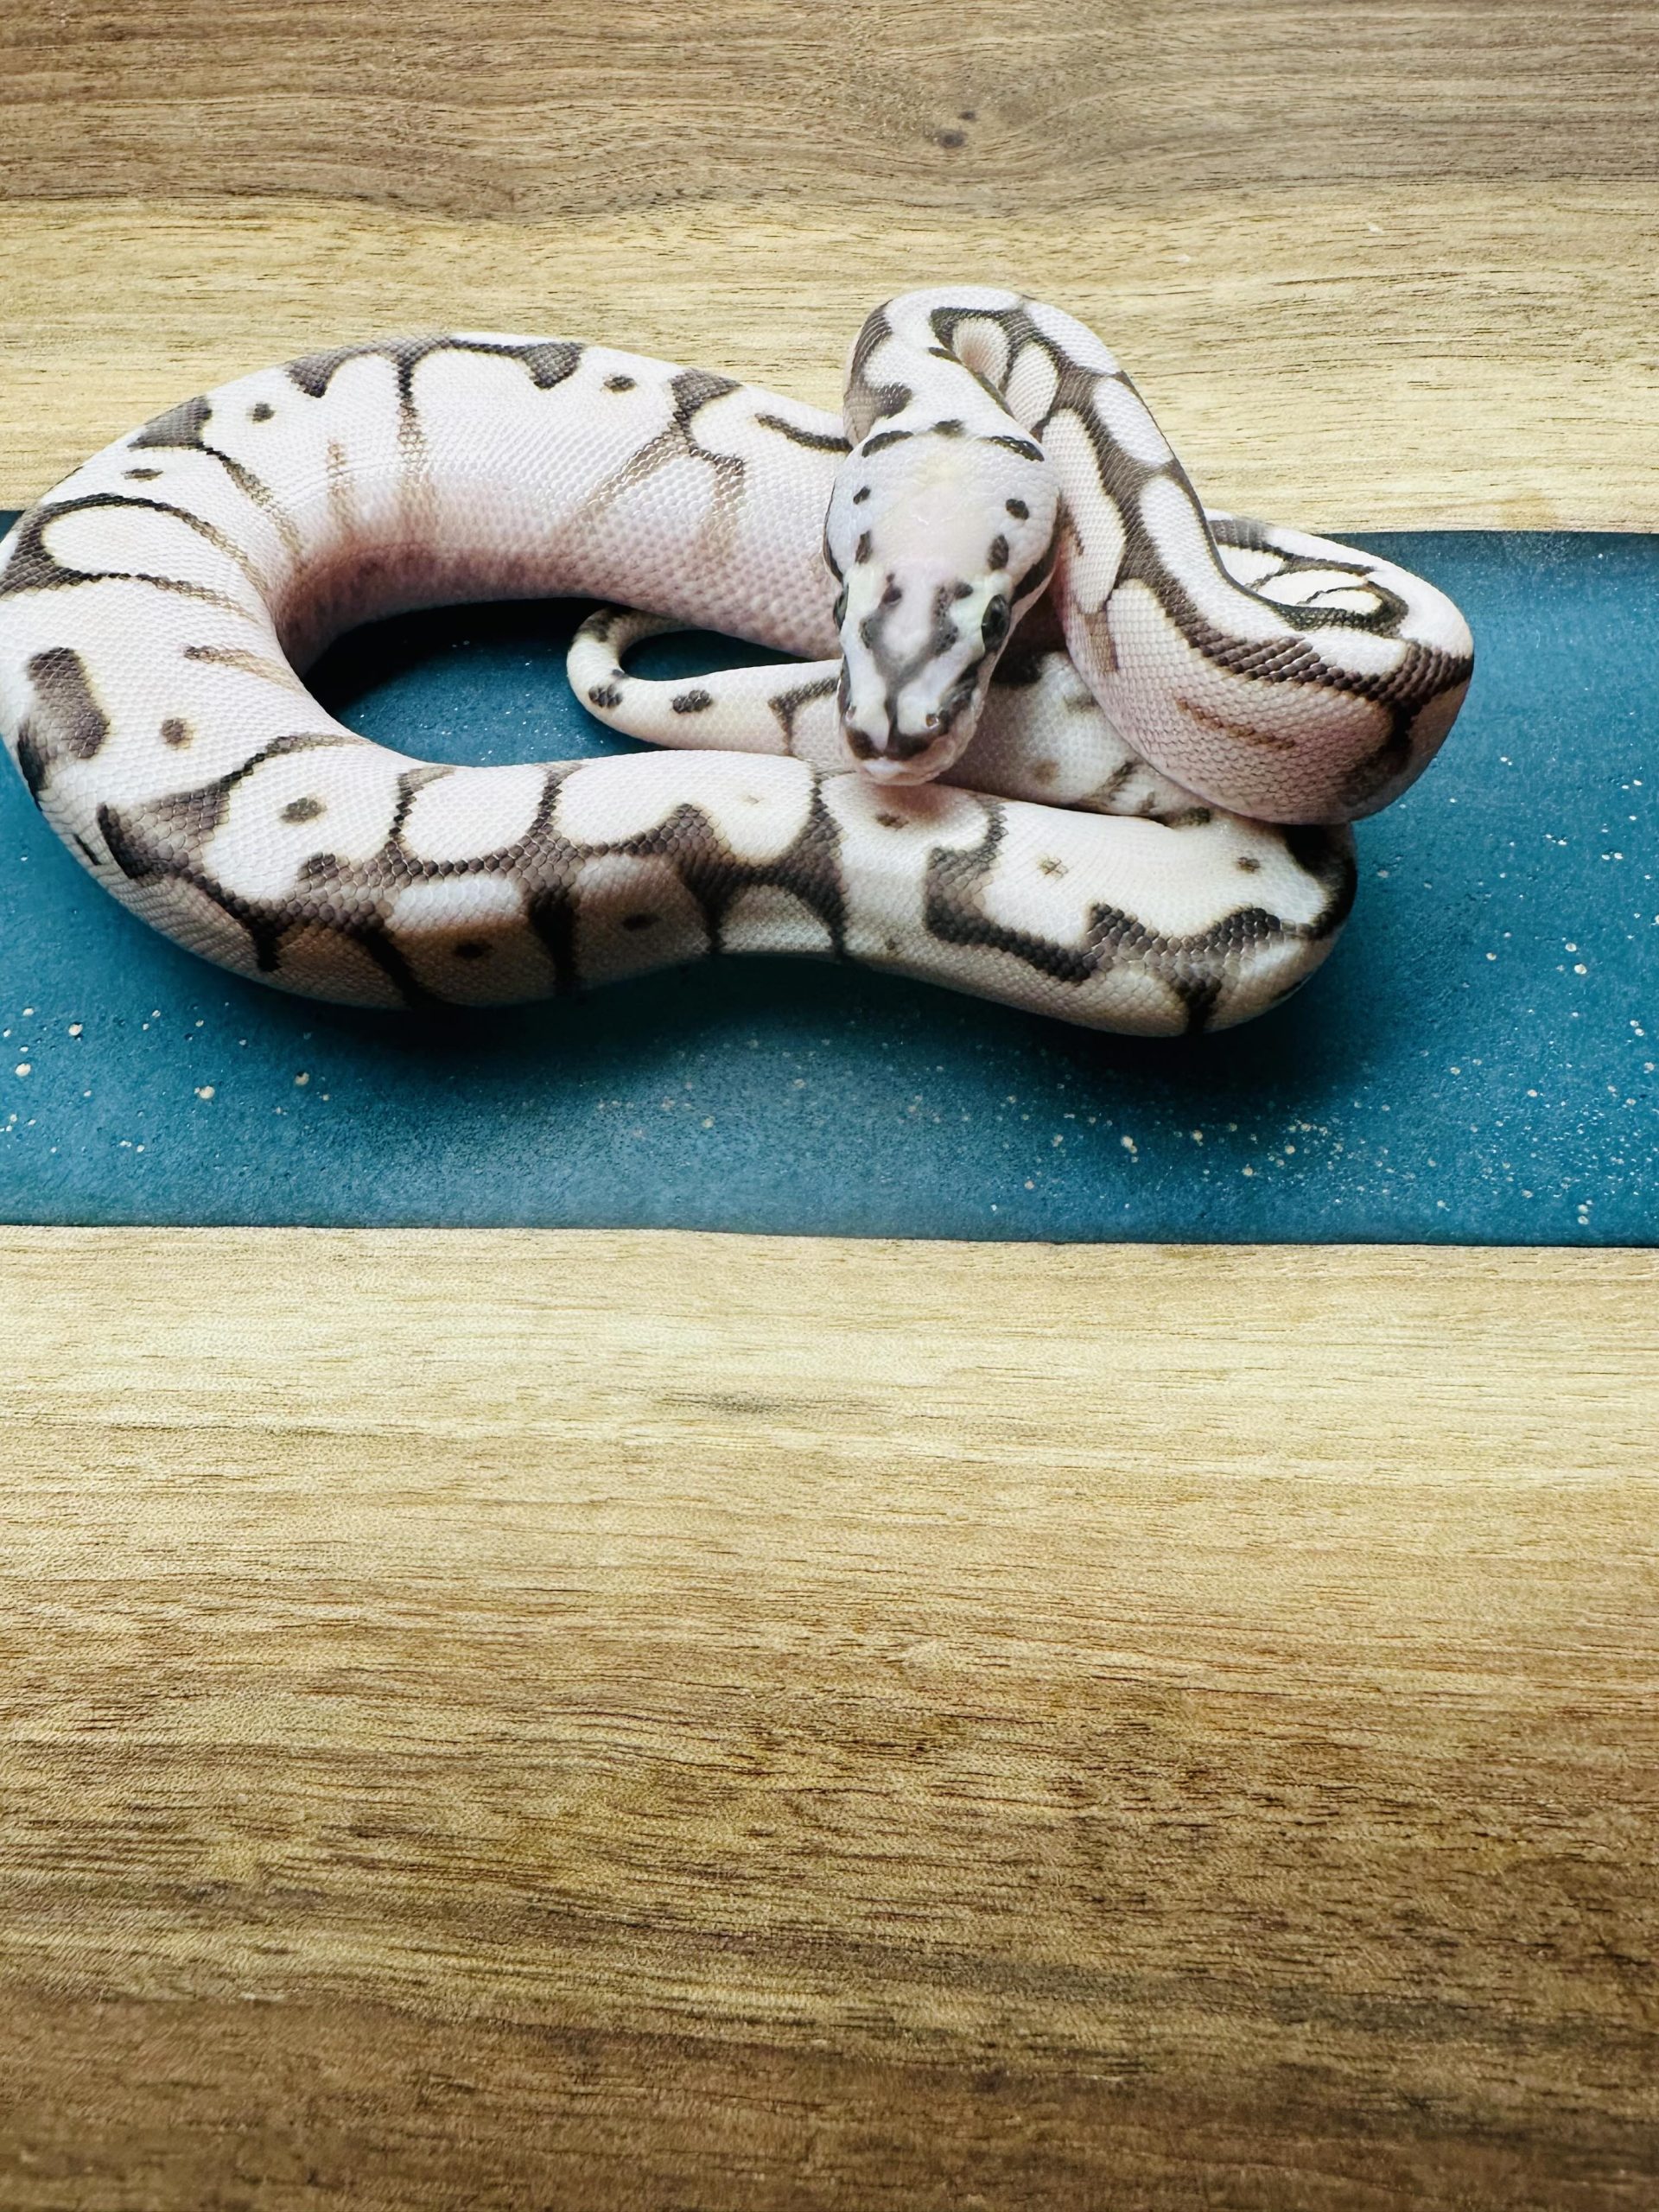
xmin=0 ymin=288 xmax=1471 ymax=1034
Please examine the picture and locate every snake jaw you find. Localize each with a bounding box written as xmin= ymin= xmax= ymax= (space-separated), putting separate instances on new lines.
xmin=831 ymin=540 xmax=1030 ymax=781
xmin=834 ymin=577 xmax=993 ymax=781
xmin=837 ymin=641 xmax=986 ymax=783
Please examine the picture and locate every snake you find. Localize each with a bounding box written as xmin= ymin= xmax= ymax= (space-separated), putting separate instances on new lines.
xmin=0 ymin=286 xmax=1473 ymax=1035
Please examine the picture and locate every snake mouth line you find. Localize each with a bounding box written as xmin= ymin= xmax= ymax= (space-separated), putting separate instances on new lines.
xmin=847 ymin=747 xmax=944 ymax=785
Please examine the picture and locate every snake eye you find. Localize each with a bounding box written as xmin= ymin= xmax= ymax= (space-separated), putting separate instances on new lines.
xmin=982 ymin=594 xmax=1011 ymax=651
xmin=832 ymin=586 xmax=849 ymax=626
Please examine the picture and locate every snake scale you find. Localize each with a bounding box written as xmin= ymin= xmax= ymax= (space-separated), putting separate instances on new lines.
xmin=0 ymin=286 xmax=1472 ymax=1035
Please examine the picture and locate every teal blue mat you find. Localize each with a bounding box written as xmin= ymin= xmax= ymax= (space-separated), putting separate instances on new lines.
xmin=2 ymin=530 xmax=1653 ymax=1243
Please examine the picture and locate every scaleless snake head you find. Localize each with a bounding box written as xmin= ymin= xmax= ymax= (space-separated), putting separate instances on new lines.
xmin=823 ymin=421 xmax=1060 ymax=785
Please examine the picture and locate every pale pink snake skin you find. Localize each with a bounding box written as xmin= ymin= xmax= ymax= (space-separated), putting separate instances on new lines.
xmin=0 ymin=287 xmax=1471 ymax=1034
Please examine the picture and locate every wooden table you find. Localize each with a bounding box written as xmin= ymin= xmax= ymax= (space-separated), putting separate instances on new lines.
xmin=2 ymin=6 xmax=1655 ymax=2204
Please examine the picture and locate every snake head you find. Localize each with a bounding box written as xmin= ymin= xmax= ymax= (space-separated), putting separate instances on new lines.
xmin=824 ymin=423 xmax=1059 ymax=784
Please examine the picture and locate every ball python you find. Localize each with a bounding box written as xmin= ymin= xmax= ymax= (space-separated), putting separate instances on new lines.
xmin=0 ymin=286 xmax=1472 ymax=1034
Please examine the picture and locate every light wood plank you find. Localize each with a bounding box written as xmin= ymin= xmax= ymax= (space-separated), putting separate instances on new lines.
xmin=2 ymin=1229 xmax=1656 ymax=2206
xmin=4 ymin=0 xmax=1657 ymax=2199
xmin=3 ymin=1 xmax=1655 ymax=220
xmin=3 ymin=189 xmax=1655 ymax=529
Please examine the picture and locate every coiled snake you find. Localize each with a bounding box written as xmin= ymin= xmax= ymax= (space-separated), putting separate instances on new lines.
xmin=0 ymin=287 xmax=1472 ymax=1034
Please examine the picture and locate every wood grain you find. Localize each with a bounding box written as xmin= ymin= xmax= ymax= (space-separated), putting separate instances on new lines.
xmin=2 ymin=1230 xmax=1656 ymax=2208
xmin=0 ymin=3 xmax=1656 ymax=522
xmin=4 ymin=1 xmax=1658 ymax=2202
xmin=4 ymin=1 xmax=1656 ymax=218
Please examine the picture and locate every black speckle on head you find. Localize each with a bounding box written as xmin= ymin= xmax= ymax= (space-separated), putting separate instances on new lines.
xmin=1006 ymin=498 xmax=1028 ymax=520
xmin=161 ymin=716 xmax=191 ymax=747
xmin=875 ymin=811 xmax=907 ymax=830
xmin=622 ymin=912 xmax=658 ymax=931
xmin=855 ymin=531 xmax=872 ymax=564
xmin=932 ymin=418 xmax=965 ymax=437
xmin=250 ymin=401 xmax=275 ymax=423
xmin=282 ymin=796 xmax=324 ymax=824
xmin=938 ymin=130 xmax=966 ymax=149
xmin=852 ymin=486 xmax=871 ymax=504
xmin=959 ymin=108 xmax=976 ymax=120
xmin=606 ymin=373 xmax=636 ymax=392
xmin=453 ymin=938 xmax=493 ymax=960
xmin=124 ymin=466 xmax=162 ymax=481
xmin=952 ymin=582 xmax=973 ymax=601
xmin=1236 ymin=854 xmax=1262 ymax=872
xmin=988 ymin=534 xmax=1009 ymax=571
